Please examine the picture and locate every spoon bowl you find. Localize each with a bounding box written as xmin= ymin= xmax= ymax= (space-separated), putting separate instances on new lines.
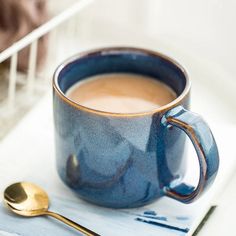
xmin=4 ymin=182 xmax=99 ymax=236
xmin=4 ymin=182 xmax=49 ymax=216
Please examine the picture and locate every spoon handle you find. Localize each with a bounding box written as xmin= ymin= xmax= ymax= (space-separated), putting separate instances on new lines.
xmin=45 ymin=211 xmax=100 ymax=236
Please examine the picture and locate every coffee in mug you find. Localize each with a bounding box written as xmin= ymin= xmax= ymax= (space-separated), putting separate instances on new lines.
xmin=66 ymin=73 xmax=177 ymax=113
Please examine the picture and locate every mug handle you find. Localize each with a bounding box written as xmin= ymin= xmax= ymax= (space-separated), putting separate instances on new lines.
xmin=161 ymin=106 xmax=219 ymax=203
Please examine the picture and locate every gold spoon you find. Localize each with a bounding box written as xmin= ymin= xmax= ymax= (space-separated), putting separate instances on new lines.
xmin=3 ymin=182 xmax=100 ymax=236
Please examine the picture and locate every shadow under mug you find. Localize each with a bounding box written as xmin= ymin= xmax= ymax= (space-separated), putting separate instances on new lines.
xmin=53 ymin=47 xmax=219 ymax=208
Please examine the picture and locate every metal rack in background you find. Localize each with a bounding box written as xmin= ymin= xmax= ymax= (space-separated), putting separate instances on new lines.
xmin=0 ymin=0 xmax=93 ymax=139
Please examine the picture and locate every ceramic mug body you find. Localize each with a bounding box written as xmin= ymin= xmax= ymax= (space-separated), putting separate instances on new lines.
xmin=53 ymin=47 xmax=219 ymax=208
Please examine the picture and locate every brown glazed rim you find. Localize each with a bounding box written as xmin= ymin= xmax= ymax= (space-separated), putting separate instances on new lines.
xmin=53 ymin=47 xmax=190 ymax=117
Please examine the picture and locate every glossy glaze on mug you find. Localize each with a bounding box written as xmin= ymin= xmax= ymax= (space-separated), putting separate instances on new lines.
xmin=53 ymin=47 xmax=218 ymax=208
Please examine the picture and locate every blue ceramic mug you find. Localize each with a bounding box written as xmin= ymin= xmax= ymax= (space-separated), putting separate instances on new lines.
xmin=53 ymin=47 xmax=219 ymax=208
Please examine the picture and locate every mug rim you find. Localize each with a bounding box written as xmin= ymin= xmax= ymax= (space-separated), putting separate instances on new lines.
xmin=53 ymin=47 xmax=190 ymax=117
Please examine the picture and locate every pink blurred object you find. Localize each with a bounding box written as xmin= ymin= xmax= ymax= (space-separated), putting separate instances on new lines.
xmin=0 ymin=0 xmax=48 ymax=72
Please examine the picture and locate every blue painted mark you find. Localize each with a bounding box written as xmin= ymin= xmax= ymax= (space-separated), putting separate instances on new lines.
xmin=176 ymin=216 xmax=189 ymax=221
xmin=142 ymin=210 xmax=167 ymax=221
xmin=135 ymin=217 xmax=189 ymax=233
xmin=143 ymin=210 xmax=157 ymax=216
xmin=139 ymin=214 xmax=167 ymax=221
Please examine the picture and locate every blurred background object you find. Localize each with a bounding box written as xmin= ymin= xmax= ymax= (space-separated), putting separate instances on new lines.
xmin=0 ymin=0 xmax=48 ymax=71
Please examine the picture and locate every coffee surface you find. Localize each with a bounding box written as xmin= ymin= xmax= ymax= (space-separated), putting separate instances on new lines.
xmin=66 ymin=73 xmax=176 ymax=113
